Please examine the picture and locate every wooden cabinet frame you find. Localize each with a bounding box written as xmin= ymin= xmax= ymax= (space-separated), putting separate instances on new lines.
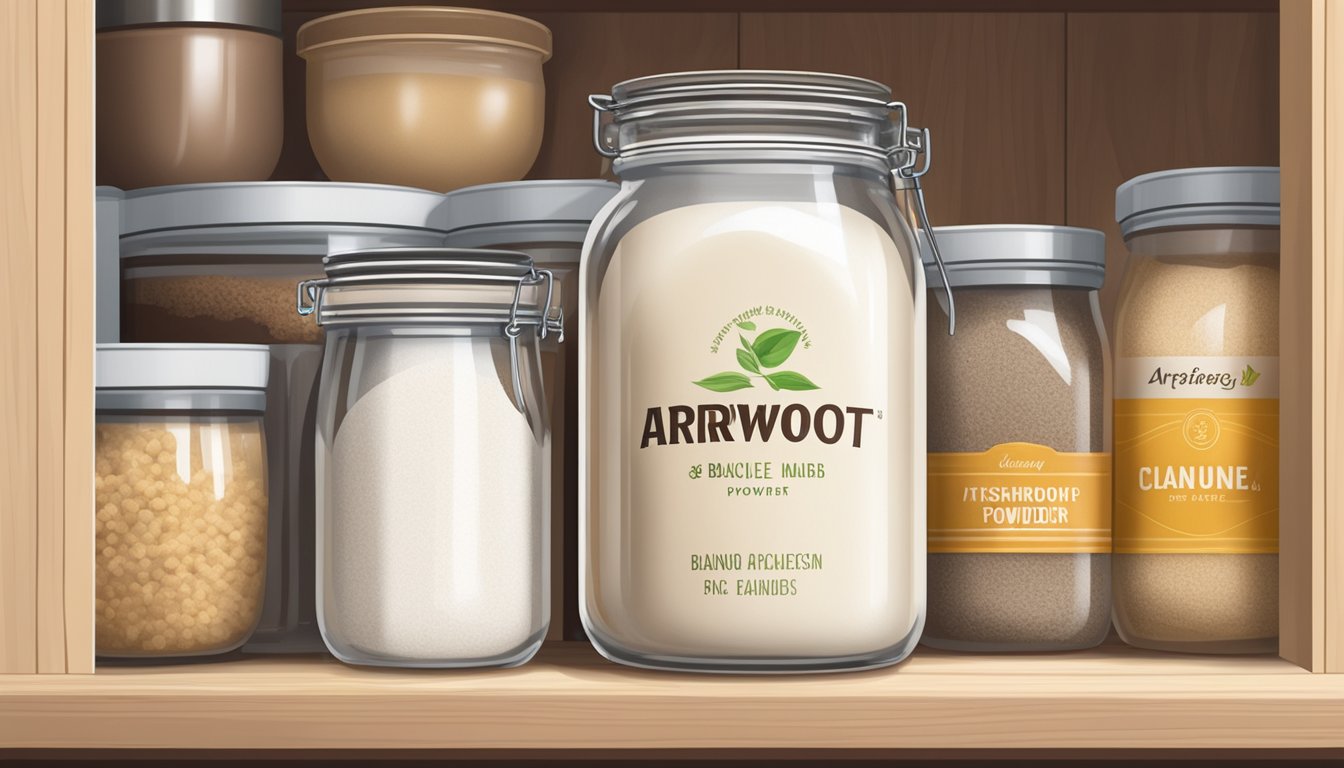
xmin=0 ymin=0 xmax=1340 ymax=753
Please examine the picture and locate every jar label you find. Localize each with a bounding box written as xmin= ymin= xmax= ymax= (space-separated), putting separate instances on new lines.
xmin=1114 ymin=355 xmax=1279 ymax=554
xmin=927 ymin=443 xmax=1111 ymax=554
xmin=590 ymin=201 xmax=919 ymax=648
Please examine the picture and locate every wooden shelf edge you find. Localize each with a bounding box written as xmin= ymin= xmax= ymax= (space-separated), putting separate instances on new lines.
xmin=1 ymin=644 xmax=1342 ymax=750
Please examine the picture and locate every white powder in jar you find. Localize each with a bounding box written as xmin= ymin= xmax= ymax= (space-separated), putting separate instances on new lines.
xmin=325 ymin=336 xmax=544 ymax=664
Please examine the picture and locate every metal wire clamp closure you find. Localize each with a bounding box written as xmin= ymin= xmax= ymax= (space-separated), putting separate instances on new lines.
xmin=888 ymin=102 xmax=955 ymax=336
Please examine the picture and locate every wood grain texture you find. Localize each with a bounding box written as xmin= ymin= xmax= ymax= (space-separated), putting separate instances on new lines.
xmin=1065 ymin=12 xmax=1280 ymax=329
xmin=63 ymin=0 xmax=95 ymax=675
xmin=1278 ymin=0 xmax=1327 ymax=674
xmin=740 ymin=12 xmax=1067 ymax=226
xmin=1324 ymin=0 xmax=1344 ymax=675
xmin=285 ymin=1 xmax=1279 ymax=12
xmin=3 ymin=645 xmax=1343 ymax=749
xmin=35 ymin=0 xmax=67 ymax=675
xmin=0 ymin=0 xmax=39 ymax=675
xmin=525 ymin=13 xmax=738 ymax=182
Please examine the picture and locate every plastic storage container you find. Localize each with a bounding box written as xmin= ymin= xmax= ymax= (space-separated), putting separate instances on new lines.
xmin=1112 ymin=167 xmax=1280 ymax=654
xmin=297 ymin=7 xmax=552 ymax=192
xmin=302 ymin=247 xmax=561 ymax=668
xmin=118 ymin=181 xmax=452 ymax=654
xmin=442 ymin=179 xmax=619 ymax=640
xmin=581 ymin=71 xmax=947 ymax=672
xmin=920 ymin=226 xmax=1112 ymax=652
xmin=95 ymin=344 xmax=270 ymax=658
xmin=96 ymin=0 xmax=283 ymax=188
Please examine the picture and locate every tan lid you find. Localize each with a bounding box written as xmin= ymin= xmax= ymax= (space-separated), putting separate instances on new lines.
xmin=297 ymin=6 xmax=551 ymax=60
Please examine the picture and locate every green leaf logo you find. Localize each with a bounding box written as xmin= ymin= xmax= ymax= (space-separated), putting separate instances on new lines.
xmin=751 ymin=329 xmax=801 ymax=368
xmin=695 ymin=321 xmax=818 ymax=393
xmin=1241 ymin=365 xmax=1261 ymax=387
xmin=764 ymin=371 xmax=820 ymax=391
xmin=736 ymin=348 xmax=761 ymax=374
xmin=693 ymin=371 xmax=754 ymax=392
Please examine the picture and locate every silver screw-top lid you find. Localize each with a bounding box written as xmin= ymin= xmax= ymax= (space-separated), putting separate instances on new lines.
xmin=120 ymin=181 xmax=450 ymax=235
xmin=97 ymin=0 xmax=282 ymax=36
xmin=96 ymin=343 xmax=270 ymax=390
xmin=96 ymin=343 xmax=269 ymax=412
xmin=920 ymin=225 xmax=1106 ymax=290
xmin=1115 ymin=166 xmax=1280 ymax=238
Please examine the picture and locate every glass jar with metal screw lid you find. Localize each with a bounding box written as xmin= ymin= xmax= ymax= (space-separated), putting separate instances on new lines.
xmin=299 ymin=247 xmax=562 ymax=668
xmin=920 ymin=225 xmax=1112 ymax=653
xmin=1112 ymin=167 xmax=1280 ymax=654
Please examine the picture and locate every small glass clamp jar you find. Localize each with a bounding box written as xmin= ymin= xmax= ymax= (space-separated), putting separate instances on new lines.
xmin=95 ymin=343 xmax=270 ymax=658
xmin=1112 ymin=167 xmax=1280 ymax=654
xmin=581 ymin=71 xmax=954 ymax=672
xmin=300 ymin=247 xmax=561 ymax=668
xmin=921 ymin=226 xmax=1112 ymax=652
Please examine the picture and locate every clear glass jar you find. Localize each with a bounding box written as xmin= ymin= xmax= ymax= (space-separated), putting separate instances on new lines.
xmin=442 ymin=180 xmax=620 ymax=642
xmin=920 ymin=226 xmax=1112 ymax=652
xmin=120 ymin=182 xmax=451 ymax=346
xmin=303 ymin=247 xmax=561 ymax=668
xmin=581 ymin=71 xmax=944 ymax=672
xmin=95 ymin=344 xmax=270 ymax=659
xmin=1113 ymin=167 xmax=1280 ymax=654
xmin=118 ymin=181 xmax=452 ymax=654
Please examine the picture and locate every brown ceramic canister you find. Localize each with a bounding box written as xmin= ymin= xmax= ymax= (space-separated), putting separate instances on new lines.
xmin=96 ymin=0 xmax=283 ymax=189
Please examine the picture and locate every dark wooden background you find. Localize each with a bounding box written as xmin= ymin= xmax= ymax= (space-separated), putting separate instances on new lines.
xmin=275 ymin=2 xmax=1278 ymax=326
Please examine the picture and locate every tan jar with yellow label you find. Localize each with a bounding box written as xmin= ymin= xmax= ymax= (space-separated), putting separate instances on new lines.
xmin=1113 ymin=167 xmax=1279 ymax=654
xmin=923 ymin=226 xmax=1112 ymax=652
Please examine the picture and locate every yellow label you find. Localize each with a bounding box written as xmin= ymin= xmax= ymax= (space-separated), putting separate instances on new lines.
xmin=928 ymin=443 xmax=1111 ymax=554
xmin=1114 ymin=398 xmax=1278 ymax=554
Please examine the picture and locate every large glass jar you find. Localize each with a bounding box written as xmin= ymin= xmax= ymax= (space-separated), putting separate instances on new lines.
xmin=442 ymin=179 xmax=620 ymax=642
xmin=118 ymin=181 xmax=451 ymax=654
xmin=921 ymin=226 xmax=1112 ymax=652
xmin=303 ymin=247 xmax=561 ymax=668
xmin=1112 ymin=167 xmax=1280 ymax=654
xmin=95 ymin=344 xmax=270 ymax=658
xmin=580 ymin=71 xmax=941 ymax=672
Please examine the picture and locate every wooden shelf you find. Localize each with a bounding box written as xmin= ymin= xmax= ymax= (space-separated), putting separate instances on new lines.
xmin=0 ymin=642 xmax=1341 ymax=751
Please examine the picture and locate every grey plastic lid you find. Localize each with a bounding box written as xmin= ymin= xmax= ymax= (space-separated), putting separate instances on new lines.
xmin=440 ymin=180 xmax=618 ymax=238
xmin=96 ymin=186 xmax=124 ymax=201
xmin=97 ymin=343 xmax=269 ymax=389
xmin=921 ymin=225 xmax=1106 ymax=289
xmin=97 ymin=0 xmax=282 ymax=36
xmin=120 ymin=182 xmax=451 ymax=237
xmin=1116 ymin=166 xmax=1280 ymax=238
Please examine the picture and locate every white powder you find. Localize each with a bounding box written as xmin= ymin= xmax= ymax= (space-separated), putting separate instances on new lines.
xmin=325 ymin=336 xmax=545 ymax=665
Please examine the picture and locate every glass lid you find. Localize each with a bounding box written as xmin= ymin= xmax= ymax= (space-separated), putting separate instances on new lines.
xmin=298 ymin=247 xmax=562 ymax=337
xmin=589 ymin=69 xmax=927 ymax=172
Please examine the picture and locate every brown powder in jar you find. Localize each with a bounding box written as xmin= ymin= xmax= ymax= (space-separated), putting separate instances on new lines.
xmin=1113 ymin=245 xmax=1278 ymax=652
xmin=924 ymin=287 xmax=1111 ymax=651
xmin=95 ymin=421 xmax=267 ymax=656
xmin=123 ymin=274 xmax=322 ymax=344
